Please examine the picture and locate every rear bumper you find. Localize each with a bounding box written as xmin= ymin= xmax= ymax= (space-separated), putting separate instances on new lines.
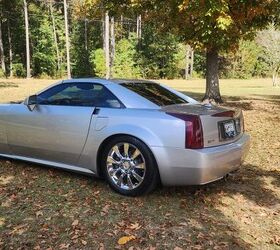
xmin=151 ymin=133 xmax=250 ymax=186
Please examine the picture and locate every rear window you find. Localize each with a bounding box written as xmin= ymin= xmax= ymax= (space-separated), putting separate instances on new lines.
xmin=121 ymin=82 xmax=188 ymax=106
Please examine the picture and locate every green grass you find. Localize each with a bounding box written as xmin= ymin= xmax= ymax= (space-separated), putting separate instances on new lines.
xmin=0 ymin=78 xmax=279 ymax=249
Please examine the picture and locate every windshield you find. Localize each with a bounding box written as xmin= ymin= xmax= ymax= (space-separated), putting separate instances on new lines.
xmin=120 ymin=82 xmax=188 ymax=106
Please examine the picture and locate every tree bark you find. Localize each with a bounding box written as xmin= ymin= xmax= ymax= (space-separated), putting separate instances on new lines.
xmin=190 ymin=49 xmax=194 ymax=78
xmin=63 ymin=0 xmax=71 ymax=79
xmin=185 ymin=45 xmax=190 ymax=79
xmin=8 ymin=20 xmax=13 ymax=78
xmin=203 ymin=48 xmax=223 ymax=103
xmin=23 ymin=0 xmax=31 ymax=78
xmin=110 ymin=16 xmax=115 ymax=78
xmin=50 ymin=2 xmax=60 ymax=73
xmin=272 ymin=71 xmax=276 ymax=87
xmin=0 ymin=19 xmax=6 ymax=75
xmin=84 ymin=18 xmax=88 ymax=51
xmin=105 ymin=12 xmax=110 ymax=79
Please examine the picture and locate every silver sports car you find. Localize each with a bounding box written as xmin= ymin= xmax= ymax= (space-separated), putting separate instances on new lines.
xmin=0 ymin=78 xmax=250 ymax=196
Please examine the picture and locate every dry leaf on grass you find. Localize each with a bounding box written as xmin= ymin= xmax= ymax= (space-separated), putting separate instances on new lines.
xmin=129 ymin=222 xmax=141 ymax=230
xmin=101 ymin=204 xmax=110 ymax=215
xmin=0 ymin=218 xmax=5 ymax=227
xmin=59 ymin=243 xmax=70 ymax=249
xmin=81 ymin=240 xmax=87 ymax=246
xmin=72 ymin=219 xmax=79 ymax=227
xmin=118 ymin=235 xmax=136 ymax=245
xmin=36 ymin=211 xmax=43 ymax=217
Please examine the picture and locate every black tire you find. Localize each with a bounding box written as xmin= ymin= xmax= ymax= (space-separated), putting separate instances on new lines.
xmin=101 ymin=135 xmax=160 ymax=196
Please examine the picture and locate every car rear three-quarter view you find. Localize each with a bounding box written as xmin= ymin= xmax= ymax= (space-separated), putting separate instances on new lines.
xmin=0 ymin=78 xmax=250 ymax=196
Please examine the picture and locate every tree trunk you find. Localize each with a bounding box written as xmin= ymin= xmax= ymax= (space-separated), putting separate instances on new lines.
xmin=63 ymin=0 xmax=71 ymax=79
xmin=203 ymin=48 xmax=223 ymax=103
xmin=185 ymin=45 xmax=190 ymax=79
xmin=272 ymin=71 xmax=276 ymax=87
xmin=272 ymin=65 xmax=280 ymax=87
xmin=190 ymin=49 xmax=194 ymax=79
xmin=0 ymin=19 xmax=6 ymax=75
xmin=23 ymin=0 xmax=31 ymax=78
xmin=110 ymin=16 xmax=115 ymax=78
xmin=105 ymin=12 xmax=110 ymax=79
xmin=136 ymin=15 xmax=142 ymax=39
xmin=8 ymin=20 xmax=13 ymax=78
xmin=50 ymin=2 xmax=60 ymax=73
xmin=84 ymin=18 xmax=88 ymax=51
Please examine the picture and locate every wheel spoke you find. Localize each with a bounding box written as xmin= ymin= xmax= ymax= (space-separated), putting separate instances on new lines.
xmin=107 ymin=156 xmax=120 ymax=165
xmin=127 ymin=174 xmax=134 ymax=189
xmin=134 ymin=163 xmax=145 ymax=170
xmin=117 ymin=172 xmax=125 ymax=187
xmin=123 ymin=143 xmax=129 ymax=157
xmin=132 ymin=170 xmax=143 ymax=182
xmin=108 ymin=167 xmax=119 ymax=178
xmin=131 ymin=148 xmax=140 ymax=160
xmin=112 ymin=145 xmax=123 ymax=159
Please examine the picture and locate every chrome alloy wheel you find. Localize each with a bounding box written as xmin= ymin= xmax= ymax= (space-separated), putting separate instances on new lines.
xmin=106 ymin=142 xmax=146 ymax=190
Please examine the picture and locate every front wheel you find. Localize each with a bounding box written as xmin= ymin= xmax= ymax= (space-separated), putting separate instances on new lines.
xmin=101 ymin=136 xmax=160 ymax=196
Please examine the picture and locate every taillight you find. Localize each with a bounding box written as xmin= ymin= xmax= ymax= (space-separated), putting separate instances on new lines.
xmin=167 ymin=113 xmax=204 ymax=149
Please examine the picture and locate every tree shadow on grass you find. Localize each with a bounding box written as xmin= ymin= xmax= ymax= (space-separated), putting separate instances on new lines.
xmin=1 ymin=158 xmax=279 ymax=248
xmin=160 ymin=163 xmax=280 ymax=208
xmin=148 ymin=163 xmax=280 ymax=247
xmin=0 ymin=82 xmax=18 ymax=88
xmin=182 ymin=90 xmax=280 ymax=111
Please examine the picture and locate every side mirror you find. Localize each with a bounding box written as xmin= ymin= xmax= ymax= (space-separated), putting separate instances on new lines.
xmin=24 ymin=95 xmax=38 ymax=111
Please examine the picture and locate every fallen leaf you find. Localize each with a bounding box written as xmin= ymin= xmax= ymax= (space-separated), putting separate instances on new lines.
xmin=72 ymin=220 xmax=79 ymax=227
xmin=94 ymin=191 xmax=100 ymax=195
xmin=0 ymin=176 xmax=14 ymax=185
xmin=101 ymin=204 xmax=110 ymax=215
xmin=36 ymin=211 xmax=43 ymax=217
xmin=59 ymin=243 xmax=70 ymax=249
xmin=0 ymin=218 xmax=5 ymax=227
xmin=10 ymin=224 xmax=28 ymax=235
xmin=129 ymin=222 xmax=141 ymax=230
xmin=81 ymin=240 xmax=87 ymax=246
xmin=118 ymin=235 xmax=136 ymax=245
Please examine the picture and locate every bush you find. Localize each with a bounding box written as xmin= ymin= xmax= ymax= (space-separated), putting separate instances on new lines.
xmin=220 ymin=40 xmax=261 ymax=79
xmin=90 ymin=49 xmax=106 ymax=77
xmin=13 ymin=63 xmax=26 ymax=78
xmin=113 ymin=37 xmax=141 ymax=78
xmin=138 ymin=26 xmax=180 ymax=79
xmin=0 ymin=69 xmax=5 ymax=78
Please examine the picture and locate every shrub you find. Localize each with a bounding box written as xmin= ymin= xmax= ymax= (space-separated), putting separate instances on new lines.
xmin=113 ymin=37 xmax=141 ymax=78
xmin=90 ymin=48 xmax=106 ymax=77
xmin=0 ymin=69 xmax=5 ymax=78
xmin=13 ymin=63 xmax=26 ymax=78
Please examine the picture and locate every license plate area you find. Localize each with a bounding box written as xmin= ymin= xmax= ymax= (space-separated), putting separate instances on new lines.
xmin=218 ymin=120 xmax=238 ymax=140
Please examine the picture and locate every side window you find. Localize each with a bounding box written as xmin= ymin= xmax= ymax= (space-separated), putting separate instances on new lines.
xmin=38 ymin=83 xmax=122 ymax=108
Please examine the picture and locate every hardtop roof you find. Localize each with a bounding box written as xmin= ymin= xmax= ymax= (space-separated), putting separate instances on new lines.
xmin=62 ymin=78 xmax=156 ymax=85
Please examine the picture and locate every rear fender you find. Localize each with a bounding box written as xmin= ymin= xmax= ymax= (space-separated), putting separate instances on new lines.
xmin=78 ymin=124 xmax=164 ymax=175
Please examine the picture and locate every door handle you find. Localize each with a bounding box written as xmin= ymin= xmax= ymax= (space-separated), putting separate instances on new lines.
xmin=93 ymin=108 xmax=100 ymax=115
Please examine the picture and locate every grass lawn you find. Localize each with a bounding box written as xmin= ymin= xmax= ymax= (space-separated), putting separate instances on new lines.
xmin=0 ymin=78 xmax=279 ymax=249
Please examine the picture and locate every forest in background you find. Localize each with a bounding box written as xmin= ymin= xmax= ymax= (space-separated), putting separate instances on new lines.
xmin=0 ymin=0 xmax=280 ymax=83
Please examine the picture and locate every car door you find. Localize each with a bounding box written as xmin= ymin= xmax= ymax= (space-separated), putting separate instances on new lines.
xmin=5 ymin=82 xmax=105 ymax=166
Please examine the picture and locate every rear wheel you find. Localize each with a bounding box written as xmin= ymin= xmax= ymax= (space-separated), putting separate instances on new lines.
xmin=101 ymin=136 xmax=159 ymax=196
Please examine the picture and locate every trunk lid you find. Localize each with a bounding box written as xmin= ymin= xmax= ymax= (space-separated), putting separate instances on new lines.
xmin=162 ymin=104 xmax=244 ymax=148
